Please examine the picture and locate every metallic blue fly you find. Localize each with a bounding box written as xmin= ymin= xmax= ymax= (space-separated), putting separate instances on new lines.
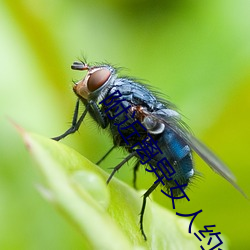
xmin=52 ymin=60 xmax=246 ymax=240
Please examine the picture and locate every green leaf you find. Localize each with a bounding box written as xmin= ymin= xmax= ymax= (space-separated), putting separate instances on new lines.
xmin=20 ymin=128 xmax=202 ymax=250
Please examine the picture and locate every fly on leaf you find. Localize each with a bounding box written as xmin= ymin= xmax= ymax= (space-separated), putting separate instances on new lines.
xmin=52 ymin=60 xmax=247 ymax=240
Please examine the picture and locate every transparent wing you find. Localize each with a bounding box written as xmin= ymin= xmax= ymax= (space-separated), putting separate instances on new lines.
xmin=150 ymin=109 xmax=248 ymax=198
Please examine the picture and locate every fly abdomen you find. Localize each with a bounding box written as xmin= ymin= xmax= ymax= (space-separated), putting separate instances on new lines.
xmin=164 ymin=129 xmax=191 ymax=161
xmin=155 ymin=128 xmax=194 ymax=193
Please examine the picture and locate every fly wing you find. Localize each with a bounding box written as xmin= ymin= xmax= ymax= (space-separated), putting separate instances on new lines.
xmin=152 ymin=109 xmax=248 ymax=198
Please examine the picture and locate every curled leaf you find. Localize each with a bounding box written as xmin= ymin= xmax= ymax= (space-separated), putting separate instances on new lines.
xmin=19 ymin=128 xmax=205 ymax=250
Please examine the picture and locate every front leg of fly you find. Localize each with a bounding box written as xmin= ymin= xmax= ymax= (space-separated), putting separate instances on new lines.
xmin=88 ymin=100 xmax=108 ymax=129
xmin=52 ymin=99 xmax=89 ymax=141
xmin=52 ymin=99 xmax=109 ymax=141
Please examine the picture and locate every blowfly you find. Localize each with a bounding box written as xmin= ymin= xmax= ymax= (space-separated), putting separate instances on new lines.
xmin=52 ymin=60 xmax=246 ymax=239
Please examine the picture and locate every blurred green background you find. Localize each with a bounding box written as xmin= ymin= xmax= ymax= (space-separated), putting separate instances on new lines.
xmin=0 ymin=0 xmax=250 ymax=249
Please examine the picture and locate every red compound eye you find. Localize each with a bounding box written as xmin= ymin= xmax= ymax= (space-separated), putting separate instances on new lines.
xmin=87 ymin=68 xmax=111 ymax=92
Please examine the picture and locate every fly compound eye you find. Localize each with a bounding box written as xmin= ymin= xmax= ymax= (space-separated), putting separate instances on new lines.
xmin=87 ymin=68 xmax=111 ymax=92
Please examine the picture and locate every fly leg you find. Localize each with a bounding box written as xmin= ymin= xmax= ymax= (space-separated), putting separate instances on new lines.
xmin=107 ymin=151 xmax=137 ymax=184
xmin=88 ymin=100 xmax=108 ymax=129
xmin=140 ymin=181 xmax=160 ymax=240
xmin=96 ymin=145 xmax=116 ymax=165
xmin=133 ymin=160 xmax=140 ymax=189
xmin=52 ymin=99 xmax=89 ymax=141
